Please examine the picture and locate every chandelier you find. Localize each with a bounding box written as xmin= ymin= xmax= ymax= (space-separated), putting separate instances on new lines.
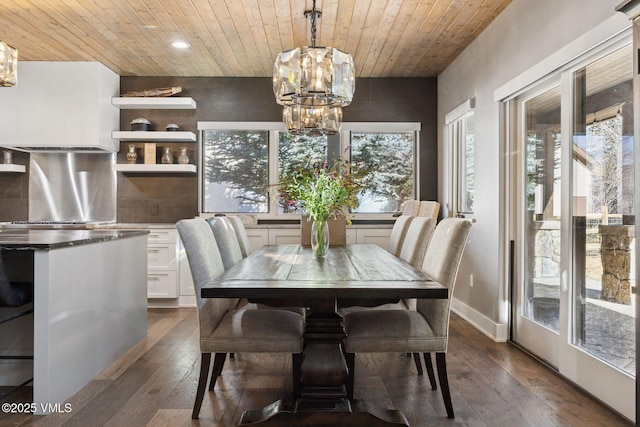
xmin=273 ymin=0 xmax=355 ymax=135
xmin=0 ymin=41 xmax=17 ymax=87
xmin=283 ymin=104 xmax=342 ymax=136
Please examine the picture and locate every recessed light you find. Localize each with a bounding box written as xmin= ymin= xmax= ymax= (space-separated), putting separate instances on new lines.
xmin=171 ymin=40 xmax=190 ymax=49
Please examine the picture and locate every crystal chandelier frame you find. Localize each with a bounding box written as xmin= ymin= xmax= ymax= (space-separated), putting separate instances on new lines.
xmin=0 ymin=41 xmax=17 ymax=87
xmin=273 ymin=0 xmax=355 ymax=135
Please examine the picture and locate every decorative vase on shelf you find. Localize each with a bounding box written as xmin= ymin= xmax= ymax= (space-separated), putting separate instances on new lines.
xmin=126 ymin=144 xmax=137 ymax=164
xmin=161 ymin=147 xmax=173 ymax=164
xmin=178 ymin=147 xmax=189 ymax=164
xmin=311 ymin=220 xmax=329 ymax=257
xmin=3 ymin=150 xmax=13 ymax=165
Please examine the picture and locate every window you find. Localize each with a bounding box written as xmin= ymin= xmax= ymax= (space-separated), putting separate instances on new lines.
xmin=278 ymin=133 xmax=327 ymax=213
xmin=447 ymin=99 xmax=475 ymax=216
xmin=201 ymin=129 xmax=269 ymax=213
xmin=350 ymin=132 xmax=416 ymax=213
xmin=341 ymin=122 xmax=420 ymax=215
xmin=199 ymin=121 xmax=420 ymax=217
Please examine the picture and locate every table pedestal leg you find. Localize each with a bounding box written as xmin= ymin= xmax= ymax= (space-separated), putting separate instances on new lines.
xmin=239 ymin=299 xmax=409 ymax=426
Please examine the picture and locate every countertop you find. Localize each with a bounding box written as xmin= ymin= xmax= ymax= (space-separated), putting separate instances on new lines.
xmin=0 ymin=229 xmax=149 ymax=250
xmin=89 ymin=221 xmax=394 ymax=230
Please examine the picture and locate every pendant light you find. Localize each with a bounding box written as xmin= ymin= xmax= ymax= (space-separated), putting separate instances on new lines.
xmin=273 ymin=0 xmax=355 ymax=135
xmin=0 ymin=41 xmax=17 ymax=87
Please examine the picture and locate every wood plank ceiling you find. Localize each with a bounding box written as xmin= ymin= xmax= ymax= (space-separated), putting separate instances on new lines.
xmin=0 ymin=0 xmax=512 ymax=77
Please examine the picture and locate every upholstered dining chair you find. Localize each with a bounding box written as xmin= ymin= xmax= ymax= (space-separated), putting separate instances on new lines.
xmin=401 ymin=199 xmax=420 ymax=216
xmin=397 ymin=216 xmax=437 ymax=374
xmin=417 ymin=200 xmax=441 ymax=219
xmin=176 ymin=218 xmax=304 ymax=419
xmin=387 ymin=215 xmax=414 ymax=256
xmin=222 ymin=216 xmax=305 ymax=316
xmin=344 ymin=218 xmax=472 ymax=419
xmin=227 ymin=215 xmax=252 ymax=258
xmin=398 ymin=217 xmax=437 ymax=270
xmin=0 ymin=256 xmax=34 ymax=398
xmin=208 ymin=216 xmax=243 ymax=270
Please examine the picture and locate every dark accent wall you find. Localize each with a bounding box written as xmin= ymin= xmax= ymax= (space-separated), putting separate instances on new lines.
xmin=120 ymin=77 xmax=439 ymax=223
xmin=0 ymin=77 xmax=436 ymax=223
xmin=0 ymin=150 xmax=29 ymax=221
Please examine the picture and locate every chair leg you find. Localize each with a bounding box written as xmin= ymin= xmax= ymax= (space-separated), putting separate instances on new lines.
xmin=192 ymin=352 xmax=211 ymax=420
xmin=345 ymin=352 xmax=355 ymax=400
xmin=423 ymin=352 xmax=437 ymax=390
xmin=292 ymin=353 xmax=302 ymax=399
xmin=412 ymin=352 xmax=423 ymax=375
xmin=435 ymin=352 xmax=454 ymax=418
xmin=208 ymin=352 xmax=227 ymax=391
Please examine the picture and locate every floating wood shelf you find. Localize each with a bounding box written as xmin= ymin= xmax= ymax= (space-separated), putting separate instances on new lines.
xmin=0 ymin=164 xmax=26 ymax=173
xmin=112 ymin=97 xmax=196 ymax=109
xmin=112 ymin=131 xmax=196 ymax=142
xmin=114 ymin=164 xmax=196 ymax=174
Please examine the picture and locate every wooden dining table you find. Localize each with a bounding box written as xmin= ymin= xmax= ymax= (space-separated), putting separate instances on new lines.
xmin=201 ymin=244 xmax=447 ymax=426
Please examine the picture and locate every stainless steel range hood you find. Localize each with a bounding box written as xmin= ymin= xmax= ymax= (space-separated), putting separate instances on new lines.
xmin=9 ymin=144 xmax=118 ymax=153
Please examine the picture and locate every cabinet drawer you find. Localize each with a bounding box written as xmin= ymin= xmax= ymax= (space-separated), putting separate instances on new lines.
xmin=268 ymin=229 xmax=301 ymax=245
xmin=147 ymin=271 xmax=178 ymax=298
xmin=148 ymin=229 xmax=177 ymax=244
xmin=147 ymin=244 xmax=177 ymax=269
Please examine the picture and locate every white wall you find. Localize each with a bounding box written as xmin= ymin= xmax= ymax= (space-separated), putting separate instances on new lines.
xmin=437 ymin=0 xmax=629 ymax=334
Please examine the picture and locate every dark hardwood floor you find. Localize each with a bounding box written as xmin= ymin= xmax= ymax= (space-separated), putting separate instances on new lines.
xmin=0 ymin=308 xmax=633 ymax=427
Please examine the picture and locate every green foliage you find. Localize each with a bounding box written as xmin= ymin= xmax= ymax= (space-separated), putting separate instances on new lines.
xmin=277 ymin=159 xmax=363 ymax=224
xmin=203 ymin=130 xmax=268 ymax=207
xmin=351 ymin=133 xmax=414 ymax=212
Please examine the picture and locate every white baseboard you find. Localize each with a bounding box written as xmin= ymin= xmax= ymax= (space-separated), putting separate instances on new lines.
xmin=451 ymin=298 xmax=509 ymax=342
xmin=146 ymin=296 xmax=196 ymax=308
xmin=147 ymin=298 xmax=180 ymax=309
xmin=178 ymin=295 xmax=197 ymax=307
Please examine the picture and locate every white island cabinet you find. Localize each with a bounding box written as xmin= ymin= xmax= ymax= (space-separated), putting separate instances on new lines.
xmin=0 ymin=229 xmax=148 ymax=414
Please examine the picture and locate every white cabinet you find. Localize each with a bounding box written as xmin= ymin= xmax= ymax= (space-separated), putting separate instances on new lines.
xmin=177 ymin=235 xmax=196 ymax=307
xmin=0 ymin=62 xmax=119 ymax=152
xmin=147 ymin=228 xmax=179 ymax=299
xmin=268 ymin=228 xmax=301 ymax=245
xmin=352 ymin=228 xmax=392 ymax=248
xmin=246 ymin=228 xmax=269 ymax=252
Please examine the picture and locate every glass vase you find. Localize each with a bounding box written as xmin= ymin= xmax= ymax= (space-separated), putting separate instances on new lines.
xmin=178 ymin=146 xmax=189 ymax=164
xmin=126 ymin=144 xmax=137 ymax=164
xmin=311 ymin=220 xmax=329 ymax=257
xmin=161 ymin=147 xmax=173 ymax=164
xmin=3 ymin=150 xmax=13 ymax=164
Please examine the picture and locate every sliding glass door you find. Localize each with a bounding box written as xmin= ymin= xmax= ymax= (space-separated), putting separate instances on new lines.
xmin=511 ymin=42 xmax=636 ymax=420
xmin=513 ymin=83 xmax=563 ymax=364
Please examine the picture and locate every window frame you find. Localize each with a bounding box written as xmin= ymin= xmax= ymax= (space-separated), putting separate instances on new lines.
xmin=340 ymin=122 xmax=421 ymax=219
xmin=197 ymin=121 xmax=421 ymax=220
xmin=446 ymin=98 xmax=476 ymax=218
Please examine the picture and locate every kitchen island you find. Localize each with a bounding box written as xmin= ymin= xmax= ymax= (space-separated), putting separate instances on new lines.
xmin=0 ymin=229 xmax=148 ymax=414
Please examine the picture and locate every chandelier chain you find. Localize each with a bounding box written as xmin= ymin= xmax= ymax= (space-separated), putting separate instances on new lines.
xmin=305 ymin=0 xmax=321 ymax=48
